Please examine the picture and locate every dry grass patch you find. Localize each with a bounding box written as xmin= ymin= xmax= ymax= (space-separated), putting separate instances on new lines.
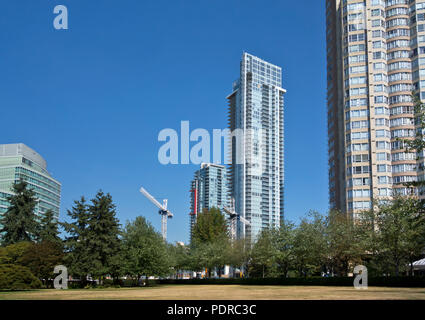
xmin=0 ymin=285 xmax=424 ymax=300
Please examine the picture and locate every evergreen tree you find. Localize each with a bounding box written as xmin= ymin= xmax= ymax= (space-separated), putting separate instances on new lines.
xmin=39 ymin=209 xmax=61 ymax=244
xmin=0 ymin=180 xmax=39 ymax=246
xmin=61 ymin=197 xmax=91 ymax=280
xmin=86 ymin=190 xmax=121 ymax=283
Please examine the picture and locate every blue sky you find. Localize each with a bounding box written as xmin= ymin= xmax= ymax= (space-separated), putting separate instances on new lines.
xmin=0 ymin=0 xmax=328 ymax=244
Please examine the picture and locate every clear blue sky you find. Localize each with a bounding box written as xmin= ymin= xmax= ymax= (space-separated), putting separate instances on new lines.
xmin=0 ymin=0 xmax=328 ymax=244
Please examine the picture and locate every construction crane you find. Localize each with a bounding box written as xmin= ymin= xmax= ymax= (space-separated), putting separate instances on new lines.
xmin=140 ymin=187 xmax=173 ymax=241
xmin=222 ymin=197 xmax=251 ymax=241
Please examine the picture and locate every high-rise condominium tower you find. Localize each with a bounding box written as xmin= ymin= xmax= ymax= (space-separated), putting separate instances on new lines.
xmin=227 ymin=52 xmax=286 ymax=242
xmin=327 ymin=0 xmax=425 ymax=215
xmin=0 ymin=143 xmax=61 ymax=224
xmin=189 ymin=163 xmax=228 ymax=242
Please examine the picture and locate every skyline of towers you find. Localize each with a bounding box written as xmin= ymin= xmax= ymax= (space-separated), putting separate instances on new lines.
xmin=326 ymin=0 xmax=425 ymax=216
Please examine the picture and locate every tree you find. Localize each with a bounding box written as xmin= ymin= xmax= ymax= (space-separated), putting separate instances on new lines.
xmin=293 ymin=211 xmax=327 ymax=277
xmin=168 ymin=243 xmax=191 ymax=279
xmin=85 ymin=191 xmax=122 ymax=283
xmin=0 ymin=242 xmax=33 ymax=265
xmin=359 ymin=196 xmax=425 ymax=276
xmin=249 ymin=228 xmax=277 ymax=278
xmin=61 ymin=197 xmax=92 ymax=280
xmin=190 ymin=207 xmax=230 ymax=277
xmin=0 ymin=180 xmax=39 ymax=245
xmin=122 ymin=216 xmax=170 ymax=284
xmin=228 ymin=238 xmax=251 ymax=278
xmin=39 ymin=209 xmax=61 ymax=244
xmin=19 ymin=241 xmax=64 ymax=288
xmin=400 ymin=93 xmax=425 ymax=192
xmin=191 ymin=207 xmax=229 ymax=245
xmin=325 ymin=210 xmax=363 ymax=276
xmin=274 ymin=220 xmax=296 ymax=278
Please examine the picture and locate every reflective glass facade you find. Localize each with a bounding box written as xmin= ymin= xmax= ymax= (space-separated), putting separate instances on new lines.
xmin=0 ymin=144 xmax=61 ymax=224
xmin=227 ymin=53 xmax=286 ymax=243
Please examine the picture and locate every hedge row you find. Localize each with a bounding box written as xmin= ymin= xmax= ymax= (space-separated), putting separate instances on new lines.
xmin=158 ymin=276 xmax=425 ymax=288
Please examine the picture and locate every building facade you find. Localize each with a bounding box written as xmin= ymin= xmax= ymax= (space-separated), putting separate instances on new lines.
xmin=189 ymin=163 xmax=228 ymax=241
xmin=227 ymin=52 xmax=286 ymax=242
xmin=0 ymin=143 xmax=61 ymax=223
xmin=327 ymin=0 xmax=425 ymax=216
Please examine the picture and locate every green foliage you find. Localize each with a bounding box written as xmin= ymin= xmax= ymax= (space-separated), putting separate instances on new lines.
xmin=61 ymin=197 xmax=91 ymax=279
xmin=191 ymin=207 xmax=229 ymax=246
xmin=249 ymin=228 xmax=278 ymax=278
xmin=62 ymin=192 xmax=122 ymax=283
xmin=190 ymin=207 xmax=231 ymax=277
xmin=326 ymin=210 xmax=363 ymax=276
xmin=0 ymin=264 xmax=42 ymax=290
xmin=358 ymin=196 xmax=425 ymax=276
xmin=228 ymin=238 xmax=251 ymax=274
xmin=0 ymin=181 xmax=39 ymax=246
xmin=292 ymin=211 xmax=327 ymax=277
xmin=0 ymin=242 xmax=33 ymax=265
xmin=400 ymin=93 xmax=425 ymax=191
xmin=19 ymin=241 xmax=64 ymax=288
xmin=190 ymin=240 xmax=231 ymax=277
xmin=122 ymin=216 xmax=171 ymax=281
xmin=39 ymin=209 xmax=62 ymax=244
xmin=168 ymin=242 xmax=191 ymax=276
xmin=249 ymin=221 xmax=296 ymax=278
xmin=85 ymin=191 xmax=122 ymax=281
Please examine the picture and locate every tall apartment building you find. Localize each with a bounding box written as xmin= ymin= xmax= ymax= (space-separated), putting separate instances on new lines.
xmin=189 ymin=163 xmax=228 ymax=241
xmin=227 ymin=52 xmax=286 ymax=242
xmin=0 ymin=143 xmax=61 ymax=223
xmin=327 ymin=0 xmax=425 ymax=216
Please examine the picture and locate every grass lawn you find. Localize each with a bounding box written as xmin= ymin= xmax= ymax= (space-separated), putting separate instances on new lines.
xmin=0 ymin=285 xmax=425 ymax=300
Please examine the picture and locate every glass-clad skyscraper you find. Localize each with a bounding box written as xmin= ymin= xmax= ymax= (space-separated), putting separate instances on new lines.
xmin=189 ymin=163 xmax=228 ymax=242
xmin=0 ymin=143 xmax=61 ymax=223
xmin=227 ymin=52 xmax=286 ymax=243
xmin=327 ymin=0 xmax=425 ymax=216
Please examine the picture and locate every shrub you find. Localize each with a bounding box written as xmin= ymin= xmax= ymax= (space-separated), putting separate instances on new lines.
xmin=0 ymin=264 xmax=42 ymax=290
xmin=158 ymin=276 xmax=425 ymax=287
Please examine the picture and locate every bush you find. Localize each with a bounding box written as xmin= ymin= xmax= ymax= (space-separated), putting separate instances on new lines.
xmin=0 ymin=264 xmax=42 ymax=290
xmin=158 ymin=276 xmax=425 ymax=287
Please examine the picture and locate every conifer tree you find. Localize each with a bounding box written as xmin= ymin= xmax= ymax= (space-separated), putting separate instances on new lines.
xmin=86 ymin=190 xmax=121 ymax=283
xmin=0 ymin=180 xmax=39 ymax=246
xmin=61 ymin=197 xmax=91 ymax=280
xmin=39 ymin=209 xmax=61 ymax=244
